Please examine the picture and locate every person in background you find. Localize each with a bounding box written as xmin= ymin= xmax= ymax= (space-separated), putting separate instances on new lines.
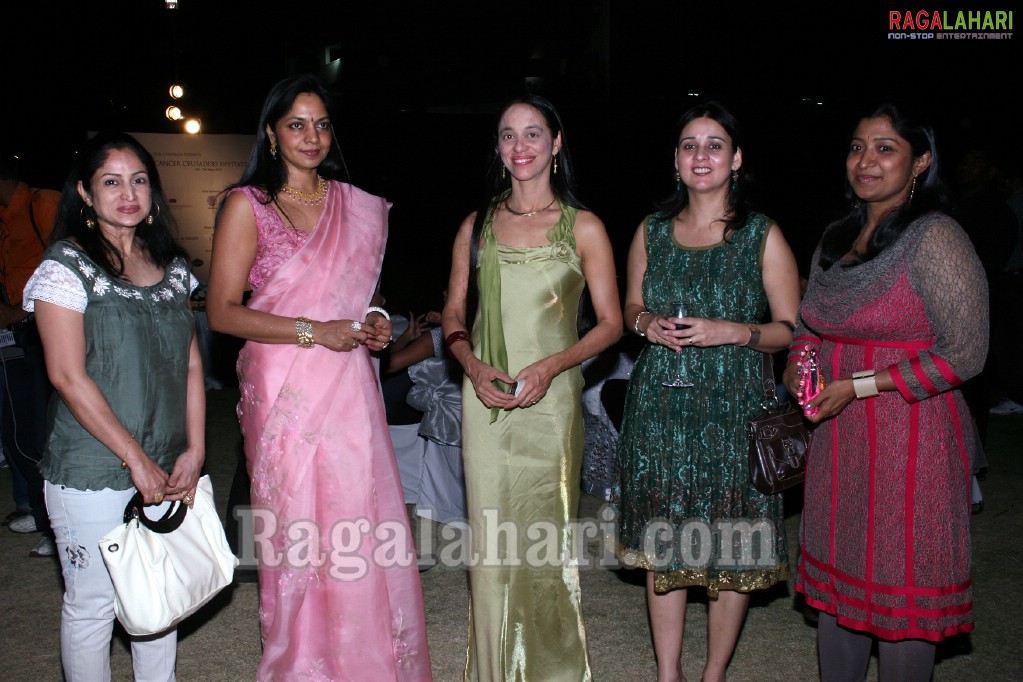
xmin=613 ymin=101 xmax=800 ymax=682
xmin=23 ymin=131 xmax=204 ymax=681
xmin=784 ymin=103 xmax=987 ymax=681
xmin=0 ymin=150 xmax=59 ymax=556
xmin=206 ymin=74 xmax=431 ymax=681
xmin=442 ymin=93 xmax=621 ymax=681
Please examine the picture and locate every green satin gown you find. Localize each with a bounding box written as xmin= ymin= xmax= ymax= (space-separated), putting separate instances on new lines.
xmin=461 ymin=201 xmax=592 ymax=681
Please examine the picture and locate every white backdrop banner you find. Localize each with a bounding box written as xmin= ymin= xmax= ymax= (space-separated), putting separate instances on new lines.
xmin=130 ymin=133 xmax=254 ymax=282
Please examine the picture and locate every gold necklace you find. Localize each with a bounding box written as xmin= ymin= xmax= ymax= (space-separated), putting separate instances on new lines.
xmin=504 ymin=196 xmax=556 ymax=217
xmin=281 ymin=176 xmax=328 ymax=206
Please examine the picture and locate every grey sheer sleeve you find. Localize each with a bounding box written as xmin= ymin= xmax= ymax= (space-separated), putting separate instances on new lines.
xmin=893 ymin=215 xmax=989 ymax=403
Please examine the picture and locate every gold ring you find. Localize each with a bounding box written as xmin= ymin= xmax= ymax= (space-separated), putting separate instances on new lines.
xmin=153 ymin=492 xmax=165 ymax=503
xmin=183 ymin=494 xmax=193 ymax=505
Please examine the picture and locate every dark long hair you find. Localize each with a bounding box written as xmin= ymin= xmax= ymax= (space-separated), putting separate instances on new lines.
xmin=465 ymin=94 xmax=585 ymax=321
xmin=654 ymin=101 xmax=750 ymax=236
xmin=226 ymin=74 xmax=349 ymax=206
xmin=50 ymin=132 xmax=185 ymax=280
xmin=818 ymin=102 xmax=948 ymax=269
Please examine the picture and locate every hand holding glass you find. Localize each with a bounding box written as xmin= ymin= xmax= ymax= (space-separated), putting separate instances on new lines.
xmin=662 ymin=302 xmax=694 ymax=388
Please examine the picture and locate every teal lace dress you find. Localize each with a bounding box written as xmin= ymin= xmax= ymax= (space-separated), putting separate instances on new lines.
xmin=613 ymin=212 xmax=789 ymax=595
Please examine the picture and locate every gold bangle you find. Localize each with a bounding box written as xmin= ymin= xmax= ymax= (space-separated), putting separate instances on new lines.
xmin=295 ymin=316 xmax=315 ymax=349
xmin=633 ymin=310 xmax=651 ymax=336
xmin=121 ymin=435 xmax=134 ymax=469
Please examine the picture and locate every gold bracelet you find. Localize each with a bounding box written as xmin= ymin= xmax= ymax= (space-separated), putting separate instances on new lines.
xmin=121 ymin=435 xmax=134 ymax=469
xmin=295 ymin=316 xmax=315 ymax=349
xmin=633 ymin=310 xmax=651 ymax=336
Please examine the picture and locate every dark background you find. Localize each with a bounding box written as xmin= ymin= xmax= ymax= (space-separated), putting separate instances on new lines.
xmin=6 ymin=0 xmax=1019 ymax=314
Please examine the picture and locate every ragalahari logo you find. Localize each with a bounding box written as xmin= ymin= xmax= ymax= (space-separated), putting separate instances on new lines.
xmin=888 ymin=8 xmax=1013 ymax=40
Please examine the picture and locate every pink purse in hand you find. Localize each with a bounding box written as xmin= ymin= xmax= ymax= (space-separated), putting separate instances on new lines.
xmin=796 ymin=348 xmax=825 ymax=417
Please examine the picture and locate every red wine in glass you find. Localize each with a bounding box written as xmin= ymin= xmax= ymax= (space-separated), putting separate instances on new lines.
xmin=662 ymin=302 xmax=694 ymax=388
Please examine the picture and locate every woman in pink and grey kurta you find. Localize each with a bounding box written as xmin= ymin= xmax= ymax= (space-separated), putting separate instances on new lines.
xmin=207 ymin=75 xmax=431 ymax=681
xmin=784 ymin=103 xmax=987 ymax=682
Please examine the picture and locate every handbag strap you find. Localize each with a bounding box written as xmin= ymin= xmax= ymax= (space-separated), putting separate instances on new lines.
xmin=122 ymin=492 xmax=188 ymax=533
xmin=759 ymin=352 xmax=777 ymax=402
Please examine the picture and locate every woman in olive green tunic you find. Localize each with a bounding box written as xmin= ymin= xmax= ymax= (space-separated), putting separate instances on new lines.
xmin=23 ymin=132 xmax=204 ymax=681
xmin=614 ymin=103 xmax=801 ymax=682
xmin=442 ymin=95 xmax=621 ymax=681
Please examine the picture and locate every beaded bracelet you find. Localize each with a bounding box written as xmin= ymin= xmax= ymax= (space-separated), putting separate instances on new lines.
xmin=445 ymin=330 xmax=471 ymax=349
xmin=295 ymin=316 xmax=315 ymax=349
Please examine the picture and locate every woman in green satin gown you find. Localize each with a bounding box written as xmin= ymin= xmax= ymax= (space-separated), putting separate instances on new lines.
xmin=614 ymin=102 xmax=801 ymax=682
xmin=441 ymin=94 xmax=622 ymax=682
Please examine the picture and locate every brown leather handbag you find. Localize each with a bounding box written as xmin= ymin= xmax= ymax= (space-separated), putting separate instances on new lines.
xmin=747 ymin=354 xmax=810 ymax=494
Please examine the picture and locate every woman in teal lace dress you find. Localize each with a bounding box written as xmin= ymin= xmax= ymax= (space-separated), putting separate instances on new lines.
xmin=613 ymin=102 xmax=801 ymax=682
xmin=442 ymin=94 xmax=621 ymax=681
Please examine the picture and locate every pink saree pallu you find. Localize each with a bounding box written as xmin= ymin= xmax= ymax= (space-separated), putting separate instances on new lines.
xmin=236 ymin=182 xmax=432 ymax=681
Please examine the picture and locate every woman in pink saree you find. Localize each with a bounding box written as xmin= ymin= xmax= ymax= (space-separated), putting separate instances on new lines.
xmin=207 ymin=74 xmax=432 ymax=681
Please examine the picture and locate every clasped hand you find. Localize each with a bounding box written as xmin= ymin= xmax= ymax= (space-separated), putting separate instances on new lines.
xmin=646 ymin=315 xmax=734 ymax=350
xmin=781 ymin=362 xmax=856 ymax=424
xmin=466 ymin=356 xmax=555 ymax=410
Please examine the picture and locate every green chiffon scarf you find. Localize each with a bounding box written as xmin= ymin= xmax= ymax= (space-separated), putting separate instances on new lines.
xmin=476 ymin=190 xmax=577 ymax=422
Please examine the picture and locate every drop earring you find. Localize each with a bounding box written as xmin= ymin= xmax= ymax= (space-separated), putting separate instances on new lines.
xmin=675 ymin=171 xmax=681 ymax=192
xmin=731 ymin=170 xmax=739 ymax=192
xmin=553 ymin=154 xmax=558 ymax=175
xmin=908 ymin=175 xmax=917 ymax=205
xmin=80 ymin=205 xmax=96 ymax=230
xmin=501 ymin=166 xmax=507 ymax=180
xmin=269 ymin=138 xmax=278 ymax=158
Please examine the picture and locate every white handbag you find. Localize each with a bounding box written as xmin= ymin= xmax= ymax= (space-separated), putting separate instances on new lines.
xmin=99 ymin=474 xmax=238 ymax=636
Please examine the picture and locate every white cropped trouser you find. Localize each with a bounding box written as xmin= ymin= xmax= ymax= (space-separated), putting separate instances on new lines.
xmin=45 ymin=482 xmax=177 ymax=682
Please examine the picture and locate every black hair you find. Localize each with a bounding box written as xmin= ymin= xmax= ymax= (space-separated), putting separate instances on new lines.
xmin=50 ymin=132 xmax=186 ymax=280
xmin=818 ymin=102 xmax=948 ymax=269
xmin=653 ymin=101 xmax=750 ymax=237
xmin=465 ymin=94 xmax=585 ymax=321
xmin=226 ymin=74 xmax=348 ymax=207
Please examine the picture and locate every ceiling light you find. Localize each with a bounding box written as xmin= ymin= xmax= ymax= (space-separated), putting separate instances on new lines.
xmin=184 ymin=118 xmax=202 ymax=134
xmin=169 ymin=84 xmax=184 ymax=99
xmin=165 ymin=106 xmax=183 ymax=121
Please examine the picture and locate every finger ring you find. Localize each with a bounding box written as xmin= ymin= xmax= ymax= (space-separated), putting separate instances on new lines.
xmin=183 ymin=494 xmax=193 ymax=505
xmin=382 ymin=342 xmax=390 ymax=349
xmin=153 ymin=491 xmax=165 ymax=503
xmin=350 ymin=321 xmax=362 ymax=333
xmin=690 ymin=337 xmax=696 ymax=345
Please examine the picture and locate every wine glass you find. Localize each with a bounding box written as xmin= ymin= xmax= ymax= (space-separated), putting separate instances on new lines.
xmin=661 ymin=301 xmax=694 ymax=388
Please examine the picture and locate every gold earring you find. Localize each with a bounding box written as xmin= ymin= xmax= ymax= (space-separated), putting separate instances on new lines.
xmin=553 ymin=154 xmax=558 ymax=175
xmin=908 ymin=175 xmax=917 ymax=205
xmin=80 ymin=205 xmax=96 ymax=230
xmin=270 ymin=138 xmax=277 ymax=158
xmin=145 ymin=203 xmax=161 ymax=225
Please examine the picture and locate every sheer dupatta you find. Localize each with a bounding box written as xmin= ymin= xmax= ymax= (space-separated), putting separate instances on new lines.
xmin=237 ymin=181 xmax=432 ymax=681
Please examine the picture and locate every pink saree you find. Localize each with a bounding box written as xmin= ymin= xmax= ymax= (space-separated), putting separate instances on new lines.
xmin=236 ymin=182 xmax=432 ymax=681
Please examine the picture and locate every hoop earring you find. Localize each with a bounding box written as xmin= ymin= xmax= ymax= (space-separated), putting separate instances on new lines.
xmin=908 ymin=175 xmax=917 ymax=205
xmin=269 ymin=138 xmax=278 ymax=158
xmin=80 ymin=205 xmax=96 ymax=230
xmin=146 ymin=203 xmax=161 ymax=226
xmin=553 ymin=154 xmax=558 ymax=175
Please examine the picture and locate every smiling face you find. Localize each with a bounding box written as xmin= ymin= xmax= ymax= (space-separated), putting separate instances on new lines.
xmin=846 ymin=115 xmax=931 ymax=213
xmin=267 ymin=92 xmax=332 ymax=177
xmin=77 ymin=148 xmax=151 ymax=232
xmin=674 ymin=116 xmax=741 ymax=194
xmin=497 ymin=103 xmax=562 ymax=183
